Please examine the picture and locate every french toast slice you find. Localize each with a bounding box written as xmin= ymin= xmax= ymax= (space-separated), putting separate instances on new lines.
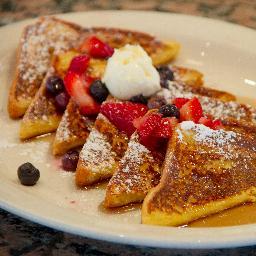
xmin=8 ymin=17 xmax=82 ymax=118
xmin=142 ymin=122 xmax=256 ymax=226
xmin=104 ymin=133 xmax=161 ymax=208
xmin=52 ymin=99 xmax=93 ymax=155
xmin=19 ymin=68 xmax=63 ymax=140
xmin=76 ymin=112 xmax=128 ymax=187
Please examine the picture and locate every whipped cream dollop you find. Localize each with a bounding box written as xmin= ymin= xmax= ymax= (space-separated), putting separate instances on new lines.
xmin=102 ymin=44 xmax=160 ymax=100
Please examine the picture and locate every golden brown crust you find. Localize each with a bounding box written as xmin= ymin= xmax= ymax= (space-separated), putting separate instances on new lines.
xmin=104 ymin=133 xmax=161 ymax=208
xmin=19 ymin=69 xmax=62 ymax=140
xmin=8 ymin=17 xmax=82 ymax=119
xmin=52 ymin=99 xmax=93 ymax=155
xmin=142 ymin=124 xmax=256 ymax=226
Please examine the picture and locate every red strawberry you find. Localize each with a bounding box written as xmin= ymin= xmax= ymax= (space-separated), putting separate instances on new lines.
xmin=136 ymin=112 xmax=162 ymax=149
xmin=180 ymin=97 xmax=203 ymax=123
xmin=173 ymin=97 xmax=190 ymax=109
xmin=198 ymin=116 xmax=214 ymax=128
xmin=80 ymin=36 xmax=114 ymax=59
xmin=69 ymin=55 xmax=90 ymax=74
xmin=154 ymin=117 xmax=178 ymax=138
xmin=100 ymin=102 xmax=148 ymax=136
xmin=64 ymin=70 xmax=100 ymax=115
xmin=212 ymin=119 xmax=223 ymax=130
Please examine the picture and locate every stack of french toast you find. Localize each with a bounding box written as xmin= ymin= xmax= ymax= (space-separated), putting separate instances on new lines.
xmin=8 ymin=16 xmax=256 ymax=226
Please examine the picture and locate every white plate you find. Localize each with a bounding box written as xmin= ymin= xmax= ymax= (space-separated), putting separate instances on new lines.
xmin=0 ymin=11 xmax=256 ymax=249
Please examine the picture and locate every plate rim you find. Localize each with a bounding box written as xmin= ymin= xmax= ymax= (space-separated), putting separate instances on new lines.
xmin=1 ymin=10 xmax=256 ymax=249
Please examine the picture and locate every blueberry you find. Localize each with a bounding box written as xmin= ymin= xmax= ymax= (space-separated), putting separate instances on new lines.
xmin=62 ymin=150 xmax=79 ymax=172
xmin=46 ymin=76 xmax=65 ymax=96
xmin=55 ymin=91 xmax=70 ymax=112
xmin=130 ymin=94 xmax=148 ymax=105
xmin=159 ymin=104 xmax=180 ymax=118
xmin=147 ymin=96 xmax=166 ymax=109
xmin=17 ymin=162 xmax=40 ymax=186
xmin=157 ymin=66 xmax=174 ymax=88
xmin=89 ymin=80 xmax=109 ymax=103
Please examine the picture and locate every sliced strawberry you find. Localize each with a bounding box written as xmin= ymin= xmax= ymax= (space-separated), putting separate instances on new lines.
xmin=64 ymin=70 xmax=100 ymax=115
xmin=69 ymin=55 xmax=90 ymax=74
xmin=79 ymin=36 xmax=114 ymax=59
xmin=154 ymin=117 xmax=178 ymax=138
xmin=198 ymin=116 xmax=214 ymax=128
xmin=136 ymin=112 xmax=162 ymax=149
xmin=212 ymin=119 xmax=223 ymax=130
xmin=100 ymin=102 xmax=148 ymax=136
xmin=180 ymin=97 xmax=203 ymax=123
xmin=173 ymin=97 xmax=190 ymax=109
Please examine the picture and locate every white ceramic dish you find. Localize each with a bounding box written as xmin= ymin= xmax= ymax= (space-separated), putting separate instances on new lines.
xmin=0 ymin=11 xmax=256 ymax=249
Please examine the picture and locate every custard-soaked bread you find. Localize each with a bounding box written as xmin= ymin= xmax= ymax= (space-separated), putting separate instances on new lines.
xmin=76 ymin=113 xmax=129 ymax=187
xmin=142 ymin=122 xmax=256 ymax=226
xmin=52 ymin=99 xmax=93 ymax=155
xmin=20 ymin=68 xmax=62 ymax=140
xmin=104 ymin=133 xmax=161 ymax=208
xmin=8 ymin=17 xmax=82 ymax=119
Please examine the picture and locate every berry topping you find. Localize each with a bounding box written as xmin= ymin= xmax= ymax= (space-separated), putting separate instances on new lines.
xmin=212 ymin=119 xmax=224 ymax=130
xmin=130 ymin=94 xmax=148 ymax=105
xmin=157 ymin=66 xmax=174 ymax=88
xmin=154 ymin=117 xmax=178 ymax=138
xmin=198 ymin=116 xmax=223 ymax=130
xmin=180 ymin=97 xmax=203 ymax=123
xmin=46 ymin=76 xmax=64 ymax=96
xmin=64 ymin=70 xmax=100 ymax=116
xmin=147 ymin=96 xmax=166 ymax=109
xmin=69 ymin=55 xmax=90 ymax=74
xmin=89 ymin=80 xmax=109 ymax=103
xmin=17 ymin=162 xmax=40 ymax=186
xmin=100 ymin=102 xmax=148 ymax=136
xmin=80 ymin=36 xmax=114 ymax=59
xmin=173 ymin=97 xmax=190 ymax=109
xmin=62 ymin=150 xmax=79 ymax=172
xmin=55 ymin=91 xmax=70 ymax=112
xmin=135 ymin=112 xmax=162 ymax=149
xmin=158 ymin=104 xmax=180 ymax=119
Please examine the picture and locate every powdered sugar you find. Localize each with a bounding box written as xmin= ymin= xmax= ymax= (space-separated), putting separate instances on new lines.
xmin=18 ymin=17 xmax=80 ymax=93
xmin=80 ymin=128 xmax=116 ymax=172
xmin=179 ymin=121 xmax=237 ymax=158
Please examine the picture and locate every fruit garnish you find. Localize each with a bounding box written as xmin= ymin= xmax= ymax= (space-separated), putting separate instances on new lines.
xmin=212 ymin=119 xmax=224 ymax=130
xmin=89 ymin=80 xmax=109 ymax=103
xmin=100 ymin=102 xmax=148 ymax=136
xmin=180 ymin=97 xmax=203 ymax=122
xmin=17 ymin=162 xmax=40 ymax=186
xmin=198 ymin=116 xmax=214 ymax=128
xmin=173 ymin=97 xmax=190 ymax=109
xmin=154 ymin=117 xmax=178 ymax=138
xmin=80 ymin=36 xmax=114 ymax=59
xmin=45 ymin=76 xmax=65 ymax=96
xmin=158 ymin=104 xmax=180 ymax=119
xmin=62 ymin=150 xmax=79 ymax=172
xmin=69 ymin=55 xmax=90 ymax=74
xmin=64 ymin=70 xmax=100 ymax=115
xmin=135 ymin=112 xmax=162 ymax=149
xmin=130 ymin=94 xmax=148 ymax=105
xmin=157 ymin=66 xmax=174 ymax=88
xmin=55 ymin=91 xmax=70 ymax=112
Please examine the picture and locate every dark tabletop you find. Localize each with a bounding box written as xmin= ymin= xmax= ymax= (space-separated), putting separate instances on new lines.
xmin=1 ymin=1 xmax=256 ymax=255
